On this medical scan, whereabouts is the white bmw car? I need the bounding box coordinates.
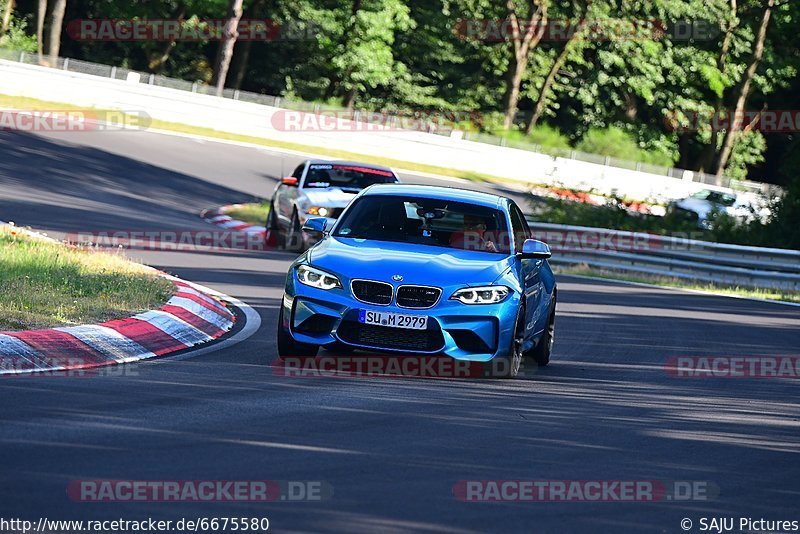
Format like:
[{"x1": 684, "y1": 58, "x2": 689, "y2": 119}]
[{"x1": 266, "y1": 160, "x2": 400, "y2": 251}]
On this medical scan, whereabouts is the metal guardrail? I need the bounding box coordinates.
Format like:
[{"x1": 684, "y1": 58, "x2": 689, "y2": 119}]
[{"x1": 526, "y1": 220, "x2": 800, "y2": 291}]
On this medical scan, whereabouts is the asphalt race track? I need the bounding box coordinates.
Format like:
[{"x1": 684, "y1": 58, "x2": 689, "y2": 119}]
[{"x1": 0, "y1": 129, "x2": 798, "y2": 533}]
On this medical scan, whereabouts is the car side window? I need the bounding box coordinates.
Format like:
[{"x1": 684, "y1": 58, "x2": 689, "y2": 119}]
[
  {"x1": 291, "y1": 164, "x2": 304, "y2": 179},
  {"x1": 509, "y1": 204, "x2": 530, "y2": 253}
]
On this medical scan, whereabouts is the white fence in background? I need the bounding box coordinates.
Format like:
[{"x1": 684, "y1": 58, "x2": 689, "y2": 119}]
[{"x1": 0, "y1": 55, "x2": 777, "y2": 206}]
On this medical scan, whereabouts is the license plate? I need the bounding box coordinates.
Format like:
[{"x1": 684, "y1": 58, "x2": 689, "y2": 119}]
[{"x1": 359, "y1": 310, "x2": 428, "y2": 330}]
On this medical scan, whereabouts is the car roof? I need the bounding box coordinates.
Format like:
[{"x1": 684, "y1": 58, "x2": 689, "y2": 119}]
[
  {"x1": 305, "y1": 159, "x2": 395, "y2": 174},
  {"x1": 360, "y1": 184, "x2": 507, "y2": 209}
]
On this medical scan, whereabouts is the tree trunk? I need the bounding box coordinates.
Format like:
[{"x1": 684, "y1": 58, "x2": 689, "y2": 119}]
[
  {"x1": 502, "y1": 0, "x2": 549, "y2": 130},
  {"x1": 526, "y1": 27, "x2": 580, "y2": 134},
  {"x1": 46, "y1": 0, "x2": 66, "y2": 60},
  {"x1": 678, "y1": 132, "x2": 690, "y2": 169},
  {"x1": 230, "y1": 0, "x2": 264, "y2": 90},
  {"x1": 714, "y1": 0, "x2": 774, "y2": 177},
  {"x1": 148, "y1": 41, "x2": 176, "y2": 73},
  {"x1": 502, "y1": 57, "x2": 527, "y2": 129},
  {"x1": 213, "y1": 0, "x2": 245, "y2": 96},
  {"x1": 36, "y1": 0, "x2": 46, "y2": 61},
  {"x1": 342, "y1": 87, "x2": 357, "y2": 110},
  {"x1": 1, "y1": 0, "x2": 15, "y2": 37},
  {"x1": 701, "y1": 0, "x2": 736, "y2": 172},
  {"x1": 231, "y1": 38, "x2": 252, "y2": 90},
  {"x1": 148, "y1": 3, "x2": 185, "y2": 73}
]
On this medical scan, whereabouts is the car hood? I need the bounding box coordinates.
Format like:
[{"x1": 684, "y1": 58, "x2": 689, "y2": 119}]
[
  {"x1": 301, "y1": 188, "x2": 358, "y2": 208},
  {"x1": 308, "y1": 237, "x2": 514, "y2": 286}
]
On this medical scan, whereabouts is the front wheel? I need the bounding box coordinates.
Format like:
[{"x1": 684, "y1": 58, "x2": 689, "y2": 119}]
[
  {"x1": 285, "y1": 210, "x2": 306, "y2": 252},
  {"x1": 488, "y1": 306, "x2": 524, "y2": 378},
  {"x1": 527, "y1": 304, "x2": 555, "y2": 367},
  {"x1": 265, "y1": 201, "x2": 283, "y2": 249},
  {"x1": 276, "y1": 306, "x2": 318, "y2": 359}
]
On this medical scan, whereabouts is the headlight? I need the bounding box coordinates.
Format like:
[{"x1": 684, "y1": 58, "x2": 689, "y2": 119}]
[
  {"x1": 297, "y1": 265, "x2": 341, "y2": 290},
  {"x1": 450, "y1": 286, "x2": 510, "y2": 304},
  {"x1": 307, "y1": 206, "x2": 330, "y2": 217}
]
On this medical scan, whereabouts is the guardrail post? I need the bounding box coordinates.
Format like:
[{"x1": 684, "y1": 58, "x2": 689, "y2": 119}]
[
  {"x1": 63, "y1": 58, "x2": 70, "y2": 71},
  {"x1": 191, "y1": 82, "x2": 198, "y2": 92},
  {"x1": 18, "y1": 51, "x2": 25, "y2": 62},
  {"x1": 110, "y1": 66, "x2": 117, "y2": 79},
  {"x1": 233, "y1": 90, "x2": 240, "y2": 100},
  {"x1": 148, "y1": 74, "x2": 155, "y2": 85},
  {"x1": 274, "y1": 97, "x2": 281, "y2": 107}
]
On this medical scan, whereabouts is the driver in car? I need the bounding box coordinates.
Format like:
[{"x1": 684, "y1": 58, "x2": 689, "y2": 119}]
[{"x1": 449, "y1": 213, "x2": 498, "y2": 252}]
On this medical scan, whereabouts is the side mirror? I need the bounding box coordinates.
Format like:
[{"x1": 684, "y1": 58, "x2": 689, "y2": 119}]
[
  {"x1": 302, "y1": 217, "x2": 328, "y2": 235},
  {"x1": 281, "y1": 176, "x2": 299, "y2": 186},
  {"x1": 519, "y1": 239, "x2": 551, "y2": 259}
]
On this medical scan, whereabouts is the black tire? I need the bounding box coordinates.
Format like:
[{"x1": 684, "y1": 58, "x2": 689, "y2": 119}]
[
  {"x1": 527, "y1": 304, "x2": 555, "y2": 367},
  {"x1": 276, "y1": 306, "x2": 318, "y2": 359},
  {"x1": 265, "y1": 202, "x2": 284, "y2": 249},
  {"x1": 286, "y1": 210, "x2": 305, "y2": 252},
  {"x1": 488, "y1": 306, "x2": 524, "y2": 378}
]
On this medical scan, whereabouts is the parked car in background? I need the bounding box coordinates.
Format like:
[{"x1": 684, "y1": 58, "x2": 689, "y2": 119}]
[
  {"x1": 266, "y1": 160, "x2": 400, "y2": 251},
  {"x1": 667, "y1": 188, "x2": 754, "y2": 229}
]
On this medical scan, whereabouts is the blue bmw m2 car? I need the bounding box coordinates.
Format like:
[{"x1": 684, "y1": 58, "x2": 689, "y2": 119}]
[{"x1": 277, "y1": 184, "x2": 557, "y2": 378}]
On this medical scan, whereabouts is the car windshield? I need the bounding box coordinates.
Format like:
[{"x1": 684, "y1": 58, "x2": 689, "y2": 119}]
[
  {"x1": 303, "y1": 163, "x2": 397, "y2": 191},
  {"x1": 333, "y1": 195, "x2": 511, "y2": 254},
  {"x1": 690, "y1": 190, "x2": 736, "y2": 206}
]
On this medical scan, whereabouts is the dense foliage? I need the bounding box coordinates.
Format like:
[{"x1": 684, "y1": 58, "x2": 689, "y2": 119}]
[{"x1": 2, "y1": 0, "x2": 798, "y2": 245}]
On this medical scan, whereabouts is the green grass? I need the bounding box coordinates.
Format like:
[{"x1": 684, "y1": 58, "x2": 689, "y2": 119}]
[
  {"x1": 225, "y1": 202, "x2": 271, "y2": 226},
  {"x1": 0, "y1": 226, "x2": 175, "y2": 330},
  {"x1": 554, "y1": 263, "x2": 800, "y2": 304},
  {"x1": 0, "y1": 94, "x2": 535, "y2": 188}
]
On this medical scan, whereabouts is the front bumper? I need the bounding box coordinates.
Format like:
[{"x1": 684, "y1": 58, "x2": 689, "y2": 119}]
[{"x1": 283, "y1": 280, "x2": 519, "y2": 362}]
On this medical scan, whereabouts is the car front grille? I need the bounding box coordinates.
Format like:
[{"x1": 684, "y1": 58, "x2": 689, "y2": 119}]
[
  {"x1": 338, "y1": 322, "x2": 444, "y2": 352},
  {"x1": 396, "y1": 285, "x2": 441, "y2": 309},
  {"x1": 351, "y1": 280, "x2": 393, "y2": 305}
]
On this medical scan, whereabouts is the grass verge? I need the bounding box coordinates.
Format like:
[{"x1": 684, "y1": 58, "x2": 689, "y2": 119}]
[
  {"x1": 224, "y1": 202, "x2": 270, "y2": 226},
  {"x1": 553, "y1": 263, "x2": 800, "y2": 304},
  {"x1": 0, "y1": 226, "x2": 175, "y2": 330},
  {"x1": 0, "y1": 94, "x2": 531, "y2": 188}
]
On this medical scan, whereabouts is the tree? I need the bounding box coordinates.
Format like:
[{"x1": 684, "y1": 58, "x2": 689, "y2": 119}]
[
  {"x1": 700, "y1": 0, "x2": 737, "y2": 173},
  {"x1": 212, "y1": 0, "x2": 245, "y2": 96},
  {"x1": 714, "y1": 0, "x2": 775, "y2": 175},
  {"x1": 36, "y1": 0, "x2": 45, "y2": 59},
  {"x1": 229, "y1": 0, "x2": 265, "y2": 90},
  {"x1": 0, "y1": 0, "x2": 36, "y2": 51},
  {"x1": 502, "y1": 0, "x2": 549, "y2": 129},
  {"x1": 1, "y1": 0, "x2": 14, "y2": 37},
  {"x1": 147, "y1": 2, "x2": 187, "y2": 73},
  {"x1": 46, "y1": 0, "x2": 66, "y2": 59},
  {"x1": 313, "y1": 0, "x2": 411, "y2": 109},
  {"x1": 524, "y1": 0, "x2": 590, "y2": 134}
]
